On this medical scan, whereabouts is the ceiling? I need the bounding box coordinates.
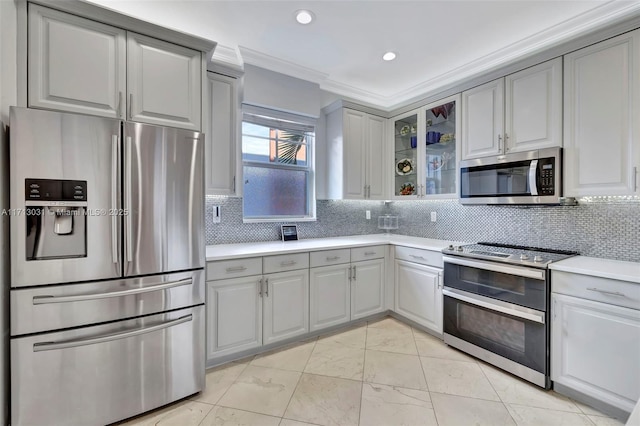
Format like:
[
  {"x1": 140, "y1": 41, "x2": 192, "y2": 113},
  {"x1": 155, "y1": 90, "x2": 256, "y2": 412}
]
[{"x1": 86, "y1": 0, "x2": 640, "y2": 109}]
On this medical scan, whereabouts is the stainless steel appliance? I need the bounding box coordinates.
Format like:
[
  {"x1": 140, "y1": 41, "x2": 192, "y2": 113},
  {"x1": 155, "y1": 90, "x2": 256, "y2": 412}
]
[
  {"x1": 459, "y1": 147, "x2": 562, "y2": 204},
  {"x1": 442, "y1": 242, "x2": 577, "y2": 388},
  {"x1": 9, "y1": 107, "x2": 205, "y2": 426}
]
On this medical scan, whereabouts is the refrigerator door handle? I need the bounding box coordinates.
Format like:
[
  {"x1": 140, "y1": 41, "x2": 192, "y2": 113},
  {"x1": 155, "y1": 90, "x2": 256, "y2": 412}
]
[
  {"x1": 33, "y1": 314, "x2": 193, "y2": 352},
  {"x1": 32, "y1": 277, "x2": 193, "y2": 305},
  {"x1": 111, "y1": 135, "x2": 119, "y2": 267},
  {"x1": 125, "y1": 136, "x2": 133, "y2": 265}
]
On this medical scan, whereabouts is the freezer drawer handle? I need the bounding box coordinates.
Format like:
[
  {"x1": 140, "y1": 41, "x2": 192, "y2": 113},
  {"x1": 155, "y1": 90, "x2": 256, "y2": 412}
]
[
  {"x1": 33, "y1": 314, "x2": 193, "y2": 352},
  {"x1": 32, "y1": 278, "x2": 192, "y2": 305}
]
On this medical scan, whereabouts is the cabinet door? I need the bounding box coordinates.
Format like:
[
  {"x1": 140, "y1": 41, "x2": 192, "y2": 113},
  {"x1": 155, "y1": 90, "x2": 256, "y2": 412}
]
[
  {"x1": 309, "y1": 264, "x2": 351, "y2": 331},
  {"x1": 391, "y1": 110, "x2": 420, "y2": 199},
  {"x1": 394, "y1": 260, "x2": 442, "y2": 334},
  {"x1": 564, "y1": 30, "x2": 640, "y2": 196},
  {"x1": 28, "y1": 4, "x2": 126, "y2": 118},
  {"x1": 263, "y1": 270, "x2": 309, "y2": 345},
  {"x1": 551, "y1": 293, "x2": 640, "y2": 413},
  {"x1": 127, "y1": 32, "x2": 201, "y2": 131},
  {"x1": 423, "y1": 94, "x2": 461, "y2": 198},
  {"x1": 505, "y1": 58, "x2": 562, "y2": 153},
  {"x1": 351, "y1": 259, "x2": 385, "y2": 320},
  {"x1": 366, "y1": 115, "x2": 386, "y2": 199},
  {"x1": 343, "y1": 109, "x2": 367, "y2": 199},
  {"x1": 206, "y1": 73, "x2": 238, "y2": 195},
  {"x1": 207, "y1": 276, "x2": 262, "y2": 360},
  {"x1": 462, "y1": 79, "x2": 504, "y2": 159}
]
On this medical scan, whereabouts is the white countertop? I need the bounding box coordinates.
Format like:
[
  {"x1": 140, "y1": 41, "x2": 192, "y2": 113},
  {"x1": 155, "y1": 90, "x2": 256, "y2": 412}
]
[
  {"x1": 206, "y1": 234, "x2": 466, "y2": 261},
  {"x1": 550, "y1": 256, "x2": 640, "y2": 284}
]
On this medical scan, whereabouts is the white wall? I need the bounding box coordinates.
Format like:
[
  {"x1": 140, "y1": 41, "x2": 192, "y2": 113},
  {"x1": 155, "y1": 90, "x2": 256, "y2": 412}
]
[
  {"x1": 243, "y1": 64, "x2": 322, "y2": 117},
  {"x1": 0, "y1": 0, "x2": 17, "y2": 423}
]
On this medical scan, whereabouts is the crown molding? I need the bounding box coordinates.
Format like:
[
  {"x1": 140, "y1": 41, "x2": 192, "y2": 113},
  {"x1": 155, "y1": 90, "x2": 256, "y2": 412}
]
[
  {"x1": 383, "y1": 0, "x2": 640, "y2": 110},
  {"x1": 209, "y1": 44, "x2": 244, "y2": 78},
  {"x1": 238, "y1": 46, "x2": 328, "y2": 84}
]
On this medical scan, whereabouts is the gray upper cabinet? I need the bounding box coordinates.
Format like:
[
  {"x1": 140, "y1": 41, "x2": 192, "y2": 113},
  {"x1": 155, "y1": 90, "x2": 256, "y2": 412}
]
[
  {"x1": 28, "y1": 4, "x2": 203, "y2": 131},
  {"x1": 127, "y1": 33, "x2": 201, "y2": 131},
  {"x1": 461, "y1": 58, "x2": 562, "y2": 160},
  {"x1": 28, "y1": 4, "x2": 126, "y2": 119},
  {"x1": 206, "y1": 72, "x2": 239, "y2": 195}
]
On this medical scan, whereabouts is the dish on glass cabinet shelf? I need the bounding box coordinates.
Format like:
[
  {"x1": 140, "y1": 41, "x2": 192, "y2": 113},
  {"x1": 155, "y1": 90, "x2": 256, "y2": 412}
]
[
  {"x1": 400, "y1": 125, "x2": 410, "y2": 136},
  {"x1": 400, "y1": 182, "x2": 415, "y2": 196},
  {"x1": 396, "y1": 158, "x2": 414, "y2": 175},
  {"x1": 410, "y1": 124, "x2": 417, "y2": 134}
]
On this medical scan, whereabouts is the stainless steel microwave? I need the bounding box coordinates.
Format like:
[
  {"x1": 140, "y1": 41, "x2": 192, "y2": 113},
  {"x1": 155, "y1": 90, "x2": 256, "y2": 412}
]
[{"x1": 459, "y1": 147, "x2": 562, "y2": 205}]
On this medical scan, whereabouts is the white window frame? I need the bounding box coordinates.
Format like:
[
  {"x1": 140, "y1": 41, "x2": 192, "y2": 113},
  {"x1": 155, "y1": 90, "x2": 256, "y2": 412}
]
[{"x1": 241, "y1": 104, "x2": 316, "y2": 223}]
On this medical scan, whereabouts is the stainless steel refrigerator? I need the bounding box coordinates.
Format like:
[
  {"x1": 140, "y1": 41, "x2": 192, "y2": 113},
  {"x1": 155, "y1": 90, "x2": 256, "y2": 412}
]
[{"x1": 9, "y1": 107, "x2": 205, "y2": 425}]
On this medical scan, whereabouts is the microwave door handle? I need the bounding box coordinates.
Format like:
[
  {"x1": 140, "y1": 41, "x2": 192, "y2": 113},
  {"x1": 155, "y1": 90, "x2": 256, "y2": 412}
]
[{"x1": 529, "y1": 159, "x2": 539, "y2": 196}]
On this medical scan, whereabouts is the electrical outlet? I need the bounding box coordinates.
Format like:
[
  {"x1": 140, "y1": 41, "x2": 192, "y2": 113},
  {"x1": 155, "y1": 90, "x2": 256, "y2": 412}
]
[
  {"x1": 366, "y1": 210, "x2": 371, "y2": 220},
  {"x1": 430, "y1": 211, "x2": 437, "y2": 222},
  {"x1": 212, "y1": 205, "x2": 221, "y2": 223}
]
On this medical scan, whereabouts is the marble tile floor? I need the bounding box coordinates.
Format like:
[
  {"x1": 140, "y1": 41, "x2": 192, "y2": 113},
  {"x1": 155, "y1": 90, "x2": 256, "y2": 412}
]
[{"x1": 118, "y1": 316, "x2": 625, "y2": 426}]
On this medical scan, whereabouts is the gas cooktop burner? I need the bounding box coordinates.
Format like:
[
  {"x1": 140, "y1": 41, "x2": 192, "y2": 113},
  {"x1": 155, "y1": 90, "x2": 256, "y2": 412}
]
[{"x1": 442, "y1": 242, "x2": 579, "y2": 268}]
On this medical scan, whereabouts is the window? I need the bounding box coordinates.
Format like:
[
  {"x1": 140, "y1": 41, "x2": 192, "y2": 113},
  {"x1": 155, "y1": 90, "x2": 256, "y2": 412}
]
[{"x1": 241, "y1": 106, "x2": 316, "y2": 221}]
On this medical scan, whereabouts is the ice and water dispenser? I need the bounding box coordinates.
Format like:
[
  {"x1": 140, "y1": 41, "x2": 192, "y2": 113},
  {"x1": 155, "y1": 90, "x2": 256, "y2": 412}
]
[{"x1": 25, "y1": 179, "x2": 88, "y2": 260}]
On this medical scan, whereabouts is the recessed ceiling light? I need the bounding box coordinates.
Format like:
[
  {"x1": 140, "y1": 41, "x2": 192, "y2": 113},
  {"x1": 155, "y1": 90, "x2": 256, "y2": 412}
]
[
  {"x1": 382, "y1": 52, "x2": 397, "y2": 61},
  {"x1": 295, "y1": 10, "x2": 314, "y2": 25}
]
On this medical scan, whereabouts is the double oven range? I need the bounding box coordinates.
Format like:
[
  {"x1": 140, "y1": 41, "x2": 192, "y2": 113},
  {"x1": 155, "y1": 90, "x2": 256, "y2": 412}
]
[{"x1": 442, "y1": 243, "x2": 577, "y2": 389}]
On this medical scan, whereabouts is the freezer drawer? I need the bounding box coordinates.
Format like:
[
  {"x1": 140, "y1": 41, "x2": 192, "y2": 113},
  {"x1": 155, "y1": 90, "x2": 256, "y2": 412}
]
[
  {"x1": 11, "y1": 305, "x2": 205, "y2": 426},
  {"x1": 11, "y1": 269, "x2": 204, "y2": 336}
]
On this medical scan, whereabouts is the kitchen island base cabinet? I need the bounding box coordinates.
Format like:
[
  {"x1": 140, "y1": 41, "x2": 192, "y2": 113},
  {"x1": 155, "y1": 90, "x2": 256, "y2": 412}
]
[
  {"x1": 206, "y1": 276, "x2": 262, "y2": 360},
  {"x1": 310, "y1": 265, "x2": 351, "y2": 332},
  {"x1": 262, "y1": 270, "x2": 310, "y2": 345},
  {"x1": 351, "y1": 259, "x2": 385, "y2": 320},
  {"x1": 394, "y1": 260, "x2": 442, "y2": 334},
  {"x1": 551, "y1": 293, "x2": 640, "y2": 414}
]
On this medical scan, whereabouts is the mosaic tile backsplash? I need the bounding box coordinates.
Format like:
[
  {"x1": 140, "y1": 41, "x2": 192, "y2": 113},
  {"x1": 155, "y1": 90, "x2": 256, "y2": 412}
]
[{"x1": 206, "y1": 196, "x2": 640, "y2": 262}]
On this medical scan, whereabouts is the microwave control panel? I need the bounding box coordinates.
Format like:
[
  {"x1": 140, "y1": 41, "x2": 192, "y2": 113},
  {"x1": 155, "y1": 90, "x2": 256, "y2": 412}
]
[{"x1": 538, "y1": 159, "x2": 555, "y2": 195}]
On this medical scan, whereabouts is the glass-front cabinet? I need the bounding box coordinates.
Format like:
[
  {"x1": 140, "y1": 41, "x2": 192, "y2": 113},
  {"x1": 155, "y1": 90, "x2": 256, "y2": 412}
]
[{"x1": 390, "y1": 94, "x2": 461, "y2": 199}]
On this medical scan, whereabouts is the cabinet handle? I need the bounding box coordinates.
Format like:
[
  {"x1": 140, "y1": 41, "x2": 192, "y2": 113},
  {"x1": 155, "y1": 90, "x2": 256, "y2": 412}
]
[
  {"x1": 364, "y1": 251, "x2": 376, "y2": 256},
  {"x1": 498, "y1": 134, "x2": 503, "y2": 152},
  {"x1": 409, "y1": 254, "x2": 426, "y2": 260},
  {"x1": 129, "y1": 94, "x2": 133, "y2": 119},
  {"x1": 633, "y1": 166, "x2": 638, "y2": 192},
  {"x1": 367, "y1": 185, "x2": 371, "y2": 199},
  {"x1": 352, "y1": 265, "x2": 357, "y2": 280},
  {"x1": 226, "y1": 266, "x2": 247, "y2": 273},
  {"x1": 348, "y1": 265, "x2": 352, "y2": 281},
  {"x1": 504, "y1": 133, "x2": 509, "y2": 152},
  {"x1": 117, "y1": 91, "x2": 123, "y2": 118},
  {"x1": 265, "y1": 278, "x2": 269, "y2": 297},
  {"x1": 233, "y1": 176, "x2": 236, "y2": 193},
  {"x1": 326, "y1": 256, "x2": 340, "y2": 261},
  {"x1": 258, "y1": 278, "x2": 263, "y2": 297},
  {"x1": 553, "y1": 299, "x2": 557, "y2": 321},
  {"x1": 587, "y1": 287, "x2": 627, "y2": 298},
  {"x1": 280, "y1": 260, "x2": 297, "y2": 267}
]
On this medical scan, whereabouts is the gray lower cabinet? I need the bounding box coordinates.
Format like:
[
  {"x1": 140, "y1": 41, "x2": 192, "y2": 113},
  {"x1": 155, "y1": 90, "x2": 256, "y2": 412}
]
[
  {"x1": 351, "y1": 258, "x2": 385, "y2": 320},
  {"x1": 309, "y1": 264, "x2": 351, "y2": 331},
  {"x1": 206, "y1": 255, "x2": 309, "y2": 362},
  {"x1": 394, "y1": 259, "x2": 443, "y2": 334},
  {"x1": 309, "y1": 248, "x2": 386, "y2": 332},
  {"x1": 206, "y1": 275, "x2": 262, "y2": 360},
  {"x1": 262, "y1": 270, "x2": 310, "y2": 345}
]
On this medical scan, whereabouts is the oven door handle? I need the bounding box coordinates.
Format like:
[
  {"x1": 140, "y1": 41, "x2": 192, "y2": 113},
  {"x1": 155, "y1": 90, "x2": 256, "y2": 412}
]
[
  {"x1": 443, "y1": 288, "x2": 545, "y2": 324},
  {"x1": 443, "y1": 256, "x2": 545, "y2": 280}
]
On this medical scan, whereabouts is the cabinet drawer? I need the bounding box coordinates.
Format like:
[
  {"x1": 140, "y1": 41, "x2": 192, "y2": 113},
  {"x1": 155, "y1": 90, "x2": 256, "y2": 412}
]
[
  {"x1": 310, "y1": 249, "x2": 351, "y2": 267},
  {"x1": 207, "y1": 258, "x2": 262, "y2": 280},
  {"x1": 263, "y1": 252, "x2": 309, "y2": 274},
  {"x1": 351, "y1": 245, "x2": 386, "y2": 262},
  {"x1": 395, "y1": 246, "x2": 443, "y2": 268},
  {"x1": 552, "y1": 271, "x2": 640, "y2": 311}
]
